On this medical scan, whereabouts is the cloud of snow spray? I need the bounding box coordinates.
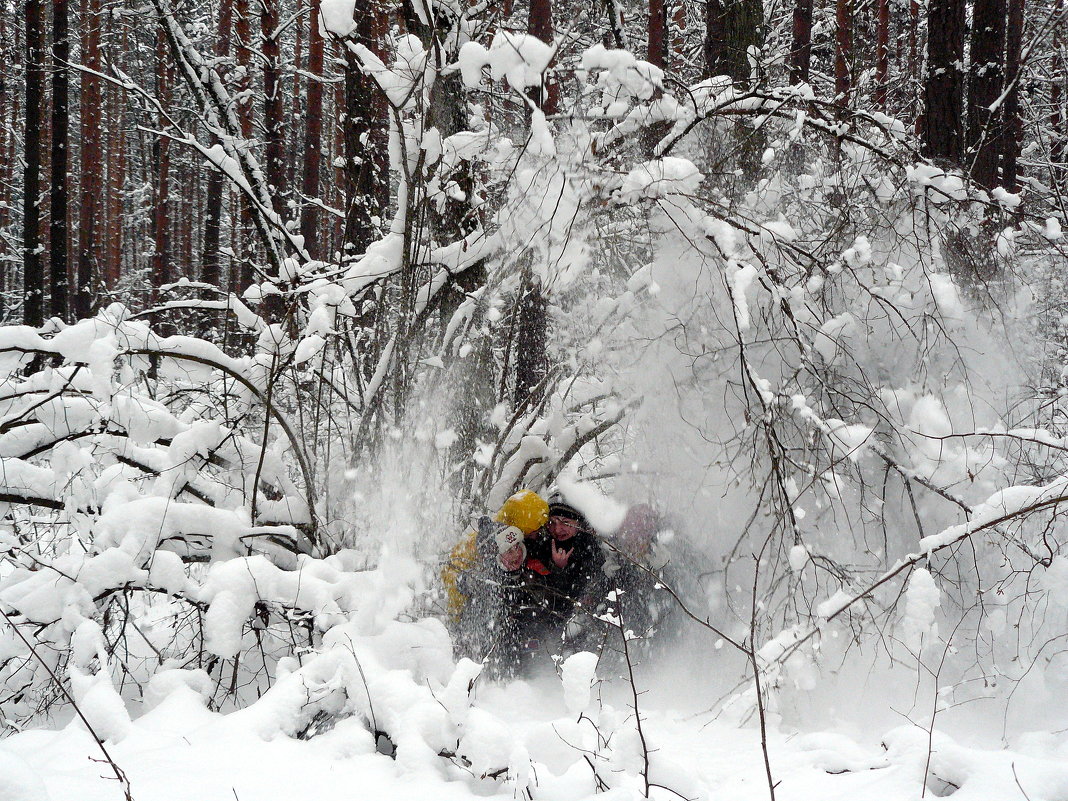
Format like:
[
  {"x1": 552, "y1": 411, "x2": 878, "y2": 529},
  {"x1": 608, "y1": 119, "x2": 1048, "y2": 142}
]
[
  {"x1": 341, "y1": 415, "x2": 461, "y2": 626},
  {"x1": 568, "y1": 196, "x2": 1068, "y2": 742}
]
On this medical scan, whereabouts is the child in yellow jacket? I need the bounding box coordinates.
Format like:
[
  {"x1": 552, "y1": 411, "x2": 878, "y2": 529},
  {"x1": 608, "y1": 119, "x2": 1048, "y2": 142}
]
[{"x1": 441, "y1": 489, "x2": 549, "y2": 622}]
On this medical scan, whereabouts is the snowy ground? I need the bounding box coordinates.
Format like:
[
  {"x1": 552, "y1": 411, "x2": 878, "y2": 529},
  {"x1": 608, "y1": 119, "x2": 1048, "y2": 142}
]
[{"x1": 4, "y1": 642, "x2": 1068, "y2": 801}]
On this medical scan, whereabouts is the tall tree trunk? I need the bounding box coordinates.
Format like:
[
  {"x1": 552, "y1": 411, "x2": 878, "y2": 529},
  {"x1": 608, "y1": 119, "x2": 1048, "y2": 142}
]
[
  {"x1": 289, "y1": 0, "x2": 303, "y2": 196},
  {"x1": 923, "y1": 0, "x2": 965, "y2": 161},
  {"x1": 789, "y1": 0, "x2": 813, "y2": 84},
  {"x1": 23, "y1": 0, "x2": 45, "y2": 326},
  {"x1": 670, "y1": 0, "x2": 687, "y2": 66},
  {"x1": 342, "y1": 0, "x2": 389, "y2": 258},
  {"x1": 527, "y1": 0, "x2": 558, "y2": 111},
  {"x1": 834, "y1": 0, "x2": 853, "y2": 106},
  {"x1": 105, "y1": 69, "x2": 125, "y2": 289},
  {"x1": 0, "y1": 9, "x2": 10, "y2": 308},
  {"x1": 704, "y1": 0, "x2": 763, "y2": 82},
  {"x1": 909, "y1": 0, "x2": 920, "y2": 121},
  {"x1": 50, "y1": 0, "x2": 70, "y2": 321},
  {"x1": 262, "y1": 0, "x2": 287, "y2": 214},
  {"x1": 331, "y1": 64, "x2": 346, "y2": 257},
  {"x1": 233, "y1": 0, "x2": 255, "y2": 294},
  {"x1": 967, "y1": 0, "x2": 1006, "y2": 188},
  {"x1": 203, "y1": 0, "x2": 234, "y2": 289},
  {"x1": 300, "y1": 0, "x2": 325, "y2": 259},
  {"x1": 648, "y1": 0, "x2": 667, "y2": 68},
  {"x1": 152, "y1": 32, "x2": 172, "y2": 303},
  {"x1": 874, "y1": 0, "x2": 889, "y2": 109},
  {"x1": 1052, "y1": 0, "x2": 1066, "y2": 183},
  {"x1": 76, "y1": 0, "x2": 103, "y2": 319},
  {"x1": 1002, "y1": 0, "x2": 1025, "y2": 190},
  {"x1": 514, "y1": 0, "x2": 553, "y2": 406}
]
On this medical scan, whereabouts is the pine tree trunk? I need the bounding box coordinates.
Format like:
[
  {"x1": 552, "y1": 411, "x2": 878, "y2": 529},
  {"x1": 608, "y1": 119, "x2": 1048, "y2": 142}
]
[
  {"x1": 105, "y1": 71, "x2": 125, "y2": 289},
  {"x1": 289, "y1": 0, "x2": 303, "y2": 196},
  {"x1": 342, "y1": 0, "x2": 389, "y2": 257},
  {"x1": 514, "y1": 0, "x2": 553, "y2": 406},
  {"x1": 202, "y1": 0, "x2": 233, "y2": 290},
  {"x1": 233, "y1": 0, "x2": 255, "y2": 294},
  {"x1": 967, "y1": 0, "x2": 1006, "y2": 188},
  {"x1": 527, "y1": 0, "x2": 558, "y2": 111},
  {"x1": 23, "y1": 0, "x2": 45, "y2": 326},
  {"x1": 648, "y1": 0, "x2": 667, "y2": 68},
  {"x1": 1002, "y1": 0, "x2": 1025, "y2": 190},
  {"x1": 331, "y1": 64, "x2": 346, "y2": 257},
  {"x1": 262, "y1": 0, "x2": 287, "y2": 214},
  {"x1": 789, "y1": 0, "x2": 813, "y2": 84},
  {"x1": 874, "y1": 0, "x2": 889, "y2": 109},
  {"x1": 152, "y1": 32, "x2": 172, "y2": 303},
  {"x1": 0, "y1": 9, "x2": 10, "y2": 307},
  {"x1": 50, "y1": 0, "x2": 70, "y2": 320},
  {"x1": 300, "y1": 0, "x2": 325, "y2": 259},
  {"x1": 923, "y1": 0, "x2": 966, "y2": 161},
  {"x1": 670, "y1": 0, "x2": 688, "y2": 66},
  {"x1": 704, "y1": 0, "x2": 763, "y2": 82},
  {"x1": 1052, "y1": 0, "x2": 1065, "y2": 183},
  {"x1": 909, "y1": 0, "x2": 920, "y2": 121},
  {"x1": 76, "y1": 0, "x2": 103, "y2": 318},
  {"x1": 834, "y1": 0, "x2": 853, "y2": 106}
]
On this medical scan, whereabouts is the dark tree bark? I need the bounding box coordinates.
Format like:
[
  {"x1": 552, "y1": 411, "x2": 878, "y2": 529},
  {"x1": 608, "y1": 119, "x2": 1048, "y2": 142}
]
[
  {"x1": 789, "y1": 0, "x2": 813, "y2": 84},
  {"x1": 648, "y1": 0, "x2": 667, "y2": 68},
  {"x1": 874, "y1": 0, "x2": 889, "y2": 109},
  {"x1": 967, "y1": 0, "x2": 1007, "y2": 188},
  {"x1": 289, "y1": 0, "x2": 304, "y2": 197},
  {"x1": 909, "y1": 0, "x2": 920, "y2": 119},
  {"x1": 50, "y1": 0, "x2": 70, "y2": 320},
  {"x1": 330, "y1": 67, "x2": 346, "y2": 256},
  {"x1": 1002, "y1": 0, "x2": 1025, "y2": 190},
  {"x1": 300, "y1": 0, "x2": 325, "y2": 258},
  {"x1": 834, "y1": 0, "x2": 852, "y2": 106},
  {"x1": 0, "y1": 10, "x2": 10, "y2": 307},
  {"x1": 152, "y1": 32, "x2": 172, "y2": 303},
  {"x1": 342, "y1": 0, "x2": 389, "y2": 257},
  {"x1": 262, "y1": 0, "x2": 287, "y2": 213},
  {"x1": 76, "y1": 0, "x2": 103, "y2": 319},
  {"x1": 923, "y1": 0, "x2": 966, "y2": 161},
  {"x1": 1052, "y1": 0, "x2": 1066, "y2": 183},
  {"x1": 232, "y1": 0, "x2": 255, "y2": 294},
  {"x1": 670, "y1": 0, "x2": 687, "y2": 66},
  {"x1": 704, "y1": 0, "x2": 763, "y2": 82},
  {"x1": 514, "y1": 270, "x2": 547, "y2": 405},
  {"x1": 528, "y1": 0, "x2": 558, "y2": 112},
  {"x1": 105, "y1": 66, "x2": 125, "y2": 290},
  {"x1": 23, "y1": 0, "x2": 45, "y2": 326},
  {"x1": 202, "y1": 0, "x2": 233, "y2": 289},
  {"x1": 514, "y1": 0, "x2": 554, "y2": 406}
]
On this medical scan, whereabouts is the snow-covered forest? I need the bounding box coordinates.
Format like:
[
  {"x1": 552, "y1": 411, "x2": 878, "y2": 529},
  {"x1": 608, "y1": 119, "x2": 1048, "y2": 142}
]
[{"x1": 1, "y1": 0, "x2": 1068, "y2": 797}]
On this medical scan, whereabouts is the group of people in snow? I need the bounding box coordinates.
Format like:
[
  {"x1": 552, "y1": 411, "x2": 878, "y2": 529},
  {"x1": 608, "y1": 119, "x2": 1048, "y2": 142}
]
[{"x1": 441, "y1": 489, "x2": 678, "y2": 677}]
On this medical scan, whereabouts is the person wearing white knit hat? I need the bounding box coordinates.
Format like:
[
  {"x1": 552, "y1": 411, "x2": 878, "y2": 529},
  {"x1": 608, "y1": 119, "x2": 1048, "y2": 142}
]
[{"x1": 495, "y1": 526, "x2": 527, "y2": 572}]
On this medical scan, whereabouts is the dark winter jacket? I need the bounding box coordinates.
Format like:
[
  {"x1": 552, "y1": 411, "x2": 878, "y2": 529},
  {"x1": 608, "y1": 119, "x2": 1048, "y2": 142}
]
[{"x1": 538, "y1": 531, "x2": 607, "y2": 614}]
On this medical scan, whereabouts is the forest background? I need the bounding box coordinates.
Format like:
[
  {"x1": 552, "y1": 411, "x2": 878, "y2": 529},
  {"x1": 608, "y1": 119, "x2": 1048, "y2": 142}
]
[{"x1": 2, "y1": 0, "x2": 1068, "y2": 797}]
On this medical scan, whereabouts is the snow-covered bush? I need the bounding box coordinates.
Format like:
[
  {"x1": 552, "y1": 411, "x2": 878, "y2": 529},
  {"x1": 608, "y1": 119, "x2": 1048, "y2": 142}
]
[{"x1": 4, "y1": 6, "x2": 1068, "y2": 775}]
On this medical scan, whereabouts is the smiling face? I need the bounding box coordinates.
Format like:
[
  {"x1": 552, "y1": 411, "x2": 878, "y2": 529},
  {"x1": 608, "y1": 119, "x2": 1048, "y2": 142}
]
[
  {"x1": 499, "y1": 542, "x2": 526, "y2": 572},
  {"x1": 548, "y1": 515, "x2": 582, "y2": 542}
]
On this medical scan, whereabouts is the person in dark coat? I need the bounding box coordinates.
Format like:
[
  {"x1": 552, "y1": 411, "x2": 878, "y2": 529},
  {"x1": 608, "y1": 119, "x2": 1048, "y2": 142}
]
[
  {"x1": 457, "y1": 519, "x2": 558, "y2": 677},
  {"x1": 536, "y1": 499, "x2": 608, "y2": 647}
]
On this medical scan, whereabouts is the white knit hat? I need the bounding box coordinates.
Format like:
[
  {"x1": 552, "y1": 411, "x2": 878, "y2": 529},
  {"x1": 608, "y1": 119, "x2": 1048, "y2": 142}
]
[{"x1": 495, "y1": 525, "x2": 524, "y2": 553}]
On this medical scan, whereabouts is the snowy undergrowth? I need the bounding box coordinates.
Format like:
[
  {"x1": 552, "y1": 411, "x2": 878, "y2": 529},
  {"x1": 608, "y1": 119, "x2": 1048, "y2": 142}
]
[{"x1": 3, "y1": 626, "x2": 1068, "y2": 801}]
